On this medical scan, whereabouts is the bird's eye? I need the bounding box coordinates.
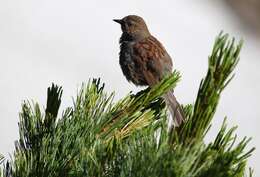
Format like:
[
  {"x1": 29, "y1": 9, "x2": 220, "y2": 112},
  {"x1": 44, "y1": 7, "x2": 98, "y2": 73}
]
[{"x1": 128, "y1": 21, "x2": 134, "y2": 26}]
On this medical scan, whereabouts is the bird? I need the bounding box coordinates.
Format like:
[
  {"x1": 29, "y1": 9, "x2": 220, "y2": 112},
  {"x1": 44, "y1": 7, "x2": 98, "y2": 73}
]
[{"x1": 113, "y1": 15, "x2": 184, "y2": 127}]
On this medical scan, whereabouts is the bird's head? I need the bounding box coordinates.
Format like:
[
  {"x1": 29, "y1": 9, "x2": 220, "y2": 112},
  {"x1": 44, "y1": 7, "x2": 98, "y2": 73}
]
[{"x1": 113, "y1": 15, "x2": 151, "y2": 40}]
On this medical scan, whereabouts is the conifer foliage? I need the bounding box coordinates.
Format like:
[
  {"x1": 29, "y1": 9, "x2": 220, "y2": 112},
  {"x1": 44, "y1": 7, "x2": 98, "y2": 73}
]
[{"x1": 0, "y1": 33, "x2": 255, "y2": 177}]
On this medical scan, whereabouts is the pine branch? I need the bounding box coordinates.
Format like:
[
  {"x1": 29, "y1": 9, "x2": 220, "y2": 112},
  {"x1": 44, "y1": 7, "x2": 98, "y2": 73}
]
[
  {"x1": 176, "y1": 32, "x2": 242, "y2": 144},
  {"x1": 196, "y1": 118, "x2": 255, "y2": 177},
  {"x1": 44, "y1": 83, "x2": 62, "y2": 131},
  {"x1": 99, "y1": 71, "x2": 180, "y2": 142}
]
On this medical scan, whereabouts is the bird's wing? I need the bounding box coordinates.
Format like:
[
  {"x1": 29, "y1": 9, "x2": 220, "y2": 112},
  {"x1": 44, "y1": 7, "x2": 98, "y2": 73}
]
[{"x1": 133, "y1": 36, "x2": 173, "y2": 86}]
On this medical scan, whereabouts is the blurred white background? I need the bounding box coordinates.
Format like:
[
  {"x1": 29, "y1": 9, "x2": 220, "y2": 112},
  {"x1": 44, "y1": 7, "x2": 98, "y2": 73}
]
[{"x1": 0, "y1": 0, "x2": 259, "y2": 175}]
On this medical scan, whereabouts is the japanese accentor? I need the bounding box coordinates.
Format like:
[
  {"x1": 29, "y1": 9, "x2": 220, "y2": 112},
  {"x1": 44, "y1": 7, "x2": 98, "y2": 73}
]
[{"x1": 114, "y1": 15, "x2": 184, "y2": 126}]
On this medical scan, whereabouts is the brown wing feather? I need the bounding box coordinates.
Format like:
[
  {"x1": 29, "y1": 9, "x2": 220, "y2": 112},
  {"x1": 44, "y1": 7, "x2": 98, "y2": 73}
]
[
  {"x1": 132, "y1": 36, "x2": 173, "y2": 86},
  {"x1": 132, "y1": 36, "x2": 184, "y2": 126}
]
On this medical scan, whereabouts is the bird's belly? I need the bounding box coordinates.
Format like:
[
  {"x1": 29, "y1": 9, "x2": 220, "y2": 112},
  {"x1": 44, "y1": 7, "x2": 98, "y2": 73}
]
[{"x1": 119, "y1": 44, "x2": 148, "y2": 86}]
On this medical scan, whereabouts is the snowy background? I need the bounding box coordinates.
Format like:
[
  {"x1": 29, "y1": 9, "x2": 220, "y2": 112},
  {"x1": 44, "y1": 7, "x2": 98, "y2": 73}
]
[{"x1": 0, "y1": 0, "x2": 259, "y2": 175}]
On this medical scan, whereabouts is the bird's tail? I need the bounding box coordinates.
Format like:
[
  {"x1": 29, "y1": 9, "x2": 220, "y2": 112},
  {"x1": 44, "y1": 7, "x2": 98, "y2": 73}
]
[{"x1": 163, "y1": 91, "x2": 185, "y2": 127}]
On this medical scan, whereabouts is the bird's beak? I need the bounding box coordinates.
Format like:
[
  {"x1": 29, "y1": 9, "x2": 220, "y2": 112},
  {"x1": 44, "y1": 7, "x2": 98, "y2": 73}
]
[{"x1": 113, "y1": 19, "x2": 123, "y2": 25}]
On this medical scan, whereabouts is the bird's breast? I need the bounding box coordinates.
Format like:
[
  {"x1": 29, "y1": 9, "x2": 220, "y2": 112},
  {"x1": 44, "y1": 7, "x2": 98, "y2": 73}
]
[
  {"x1": 121, "y1": 41, "x2": 135, "y2": 65},
  {"x1": 119, "y1": 41, "x2": 148, "y2": 86}
]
